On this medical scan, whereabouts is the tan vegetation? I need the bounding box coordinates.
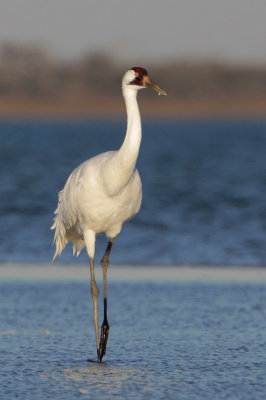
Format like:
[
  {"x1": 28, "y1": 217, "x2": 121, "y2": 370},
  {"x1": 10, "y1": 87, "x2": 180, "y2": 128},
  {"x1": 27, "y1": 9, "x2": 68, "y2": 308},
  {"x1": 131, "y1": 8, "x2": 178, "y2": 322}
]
[{"x1": 0, "y1": 43, "x2": 266, "y2": 117}]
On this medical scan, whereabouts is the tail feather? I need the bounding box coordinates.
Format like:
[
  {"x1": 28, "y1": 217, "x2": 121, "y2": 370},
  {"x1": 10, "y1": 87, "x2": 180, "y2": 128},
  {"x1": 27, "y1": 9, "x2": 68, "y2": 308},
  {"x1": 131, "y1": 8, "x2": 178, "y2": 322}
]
[
  {"x1": 52, "y1": 178, "x2": 86, "y2": 261},
  {"x1": 51, "y1": 217, "x2": 68, "y2": 261},
  {"x1": 72, "y1": 240, "x2": 85, "y2": 257},
  {"x1": 51, "y1": 190, "x2": 68, "y2": 261}
]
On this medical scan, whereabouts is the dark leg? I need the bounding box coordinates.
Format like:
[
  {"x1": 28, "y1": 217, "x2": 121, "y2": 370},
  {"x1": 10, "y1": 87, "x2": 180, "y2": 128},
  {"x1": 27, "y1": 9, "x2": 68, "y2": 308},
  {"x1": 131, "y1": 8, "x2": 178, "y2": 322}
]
[
  {"x1": 98, "y1": 241, "x2": 113, "y2": 361},
  {"x1": 89, "y1": 257, "x2": 100, "y2": 359}
]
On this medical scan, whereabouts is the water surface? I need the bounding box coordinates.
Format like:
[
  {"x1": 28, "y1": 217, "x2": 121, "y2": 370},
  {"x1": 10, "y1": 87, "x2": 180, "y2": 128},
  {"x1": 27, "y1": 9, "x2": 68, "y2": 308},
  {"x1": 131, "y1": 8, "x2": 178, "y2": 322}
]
[{"x1": 1, "y1": 277, "x2": 265, "y2": 399}]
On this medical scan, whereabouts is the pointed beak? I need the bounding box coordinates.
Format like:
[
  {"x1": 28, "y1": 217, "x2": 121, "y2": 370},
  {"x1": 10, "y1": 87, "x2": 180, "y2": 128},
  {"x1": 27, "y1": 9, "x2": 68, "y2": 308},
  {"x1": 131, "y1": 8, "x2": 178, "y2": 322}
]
[{"x1": 143, "y1": 76, "x2": 167, "y2": 96}]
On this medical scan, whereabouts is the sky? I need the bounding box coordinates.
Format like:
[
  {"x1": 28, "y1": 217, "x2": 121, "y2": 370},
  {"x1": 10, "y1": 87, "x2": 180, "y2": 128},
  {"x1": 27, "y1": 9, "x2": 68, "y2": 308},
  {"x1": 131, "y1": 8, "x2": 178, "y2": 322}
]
[{"x1": 0, "y1": 0, "x2": 265, "y2": 65}]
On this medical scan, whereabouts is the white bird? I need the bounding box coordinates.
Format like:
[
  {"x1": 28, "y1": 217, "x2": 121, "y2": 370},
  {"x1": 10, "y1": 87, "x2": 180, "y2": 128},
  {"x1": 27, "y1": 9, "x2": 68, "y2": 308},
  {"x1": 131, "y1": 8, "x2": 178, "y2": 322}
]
[{"x1": 51, "y1": 67, "x2": 166, "y2": 362}]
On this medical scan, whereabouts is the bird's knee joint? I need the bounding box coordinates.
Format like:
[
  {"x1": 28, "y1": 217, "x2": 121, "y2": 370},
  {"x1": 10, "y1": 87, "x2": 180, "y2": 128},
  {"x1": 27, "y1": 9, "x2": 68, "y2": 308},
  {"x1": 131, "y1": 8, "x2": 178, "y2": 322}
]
[
  {"x1": 91, "y1": 283, "x2": 99, "y2": 298},
  {"x1": 101, "y1": 259, "x2": 109, "y2": 270}
]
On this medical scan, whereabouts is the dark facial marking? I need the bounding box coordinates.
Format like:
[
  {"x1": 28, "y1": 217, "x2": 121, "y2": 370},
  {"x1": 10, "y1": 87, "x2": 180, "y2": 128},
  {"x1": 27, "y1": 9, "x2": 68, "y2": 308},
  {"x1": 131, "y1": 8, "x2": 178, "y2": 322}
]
[{"x1": 130, "y1": 67, "x2": 148, "y2": 86}]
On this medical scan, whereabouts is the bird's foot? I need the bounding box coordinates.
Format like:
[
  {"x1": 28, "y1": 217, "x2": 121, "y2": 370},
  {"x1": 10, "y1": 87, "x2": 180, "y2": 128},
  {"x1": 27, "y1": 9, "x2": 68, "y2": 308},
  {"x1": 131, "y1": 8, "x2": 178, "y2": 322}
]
[{"x1": 98, "y1": 321, "x2": 109, "y2": 362}]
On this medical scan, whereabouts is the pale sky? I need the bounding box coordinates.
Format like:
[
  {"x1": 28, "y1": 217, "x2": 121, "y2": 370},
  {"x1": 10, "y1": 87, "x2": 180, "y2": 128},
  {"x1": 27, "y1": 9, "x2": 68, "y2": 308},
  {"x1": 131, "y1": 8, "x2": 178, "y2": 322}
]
[{"x1": 0, "y1": 0, "x2": 265, "y2": 64}]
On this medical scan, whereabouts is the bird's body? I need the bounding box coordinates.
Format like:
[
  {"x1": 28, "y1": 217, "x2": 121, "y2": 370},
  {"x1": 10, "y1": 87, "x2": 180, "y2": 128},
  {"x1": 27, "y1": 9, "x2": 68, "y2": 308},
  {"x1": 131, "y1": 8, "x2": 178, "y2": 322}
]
[
  {"x1": 52, "y1": 151, "x2": 142, "y2": 258},
  {"x1": 51, "y1": 67, "x2": 166, "y2": 361}
]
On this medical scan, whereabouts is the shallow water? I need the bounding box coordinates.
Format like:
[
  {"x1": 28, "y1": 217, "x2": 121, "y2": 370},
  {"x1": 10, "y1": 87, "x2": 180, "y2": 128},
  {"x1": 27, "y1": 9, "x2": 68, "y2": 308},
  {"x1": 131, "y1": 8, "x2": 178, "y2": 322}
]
[{"x1": 1, "y1": 278, "x2": 265, "y2": 399}]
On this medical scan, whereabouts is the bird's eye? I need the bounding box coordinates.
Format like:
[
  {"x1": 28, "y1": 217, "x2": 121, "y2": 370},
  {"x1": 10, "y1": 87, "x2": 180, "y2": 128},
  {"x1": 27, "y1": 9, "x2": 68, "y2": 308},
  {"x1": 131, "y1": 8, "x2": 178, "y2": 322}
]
[{"x1": 134, "y1": 72, "x2": 139, "y2": 77}]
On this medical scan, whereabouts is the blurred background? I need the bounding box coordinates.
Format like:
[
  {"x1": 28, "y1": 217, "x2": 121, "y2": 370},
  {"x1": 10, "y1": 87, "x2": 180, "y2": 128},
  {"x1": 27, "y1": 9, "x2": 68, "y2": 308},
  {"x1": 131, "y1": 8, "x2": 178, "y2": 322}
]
[{"x1": 0, "y1": 0, "x2": 266, "y2": 266}]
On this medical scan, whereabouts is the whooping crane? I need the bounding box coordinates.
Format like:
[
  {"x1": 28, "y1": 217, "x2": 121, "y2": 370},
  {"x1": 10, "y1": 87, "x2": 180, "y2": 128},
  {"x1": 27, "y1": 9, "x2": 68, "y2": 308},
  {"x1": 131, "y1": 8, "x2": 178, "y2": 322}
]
[{"x1": 51, "y1": 67, "x2": 166, "y2": 361}]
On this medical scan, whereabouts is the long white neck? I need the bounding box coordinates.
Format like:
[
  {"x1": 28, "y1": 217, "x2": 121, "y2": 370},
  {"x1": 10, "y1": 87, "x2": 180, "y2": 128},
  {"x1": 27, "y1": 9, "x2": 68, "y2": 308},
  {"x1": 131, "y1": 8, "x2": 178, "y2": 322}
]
[
  {"x1": 119, "y1": 85, "x2": 141, "y2": 166},
  {"x1": 103, "y1": 85, "x2": 142, "y2": 196}
]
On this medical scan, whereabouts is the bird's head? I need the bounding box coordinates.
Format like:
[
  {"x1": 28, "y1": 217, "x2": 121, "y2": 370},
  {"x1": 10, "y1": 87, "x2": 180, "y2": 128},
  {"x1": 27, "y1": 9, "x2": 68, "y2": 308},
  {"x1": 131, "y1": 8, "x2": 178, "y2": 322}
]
[{"x1": 122, "y1": 67, "x2": 167, "y2": 96}]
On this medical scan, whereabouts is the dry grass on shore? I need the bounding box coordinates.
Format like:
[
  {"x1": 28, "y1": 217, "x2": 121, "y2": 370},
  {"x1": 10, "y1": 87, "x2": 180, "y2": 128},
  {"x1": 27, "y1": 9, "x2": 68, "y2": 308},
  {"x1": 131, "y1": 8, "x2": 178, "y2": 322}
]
[{"x1": 0, "y1": 95, "x2": 266, "y2": 119}]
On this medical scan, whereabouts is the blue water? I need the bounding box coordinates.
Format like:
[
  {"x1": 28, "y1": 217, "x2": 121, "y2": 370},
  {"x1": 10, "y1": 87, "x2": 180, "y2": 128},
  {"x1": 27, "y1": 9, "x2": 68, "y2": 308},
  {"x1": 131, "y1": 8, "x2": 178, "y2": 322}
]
[
  {"x1": 1, "y1": 118, "x2": 266, "y2": 265},
  {"x1": 0, "y1": 278, "x2": 265, "y2": 399}
]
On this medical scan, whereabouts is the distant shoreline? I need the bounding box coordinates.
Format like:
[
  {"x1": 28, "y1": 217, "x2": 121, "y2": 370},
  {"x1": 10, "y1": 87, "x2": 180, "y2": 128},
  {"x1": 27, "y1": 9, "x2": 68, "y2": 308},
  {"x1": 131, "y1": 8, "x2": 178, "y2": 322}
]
[{"x1": 0, "y1": 95, "x2": 266, "y2": 118}]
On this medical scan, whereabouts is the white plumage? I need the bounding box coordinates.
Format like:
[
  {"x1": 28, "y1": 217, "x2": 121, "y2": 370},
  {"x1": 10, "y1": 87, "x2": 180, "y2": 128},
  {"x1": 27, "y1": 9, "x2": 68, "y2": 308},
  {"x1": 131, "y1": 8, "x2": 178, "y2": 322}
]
[
  {"x1": 51, "y1": 67, "x2": 166, "y2": 362},
  {"x1": 51, "y1": 150, "x2": 142, "y2": 259}
]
